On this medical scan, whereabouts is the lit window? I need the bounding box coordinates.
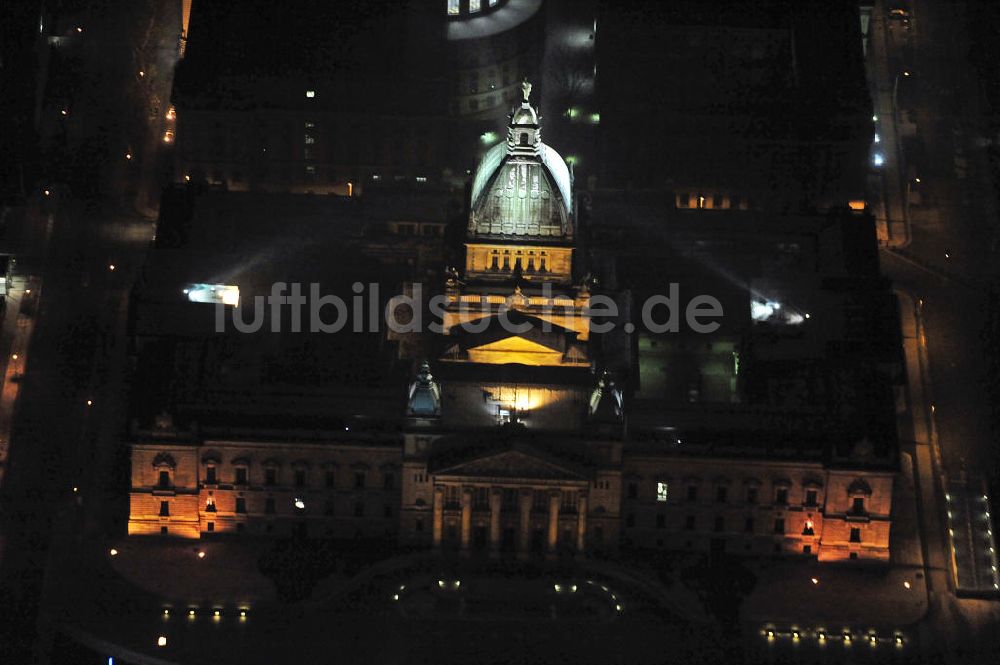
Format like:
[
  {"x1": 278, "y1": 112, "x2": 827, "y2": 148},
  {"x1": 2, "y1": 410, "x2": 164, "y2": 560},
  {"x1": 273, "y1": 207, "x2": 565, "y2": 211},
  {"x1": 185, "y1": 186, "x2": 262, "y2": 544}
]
[
  {"x1": 305, "y1": 90, "x2": 315, "y2": 98},
  {"x1": 447, "y1": 0, "x2": 459, "y2": 15},
  {"x1": 656, "y1": 482, "x2": 668, "y2": 502},
  {"x1": 470, "y1": 0, "x2": 481, "y2": 11},
  {"x1": 490, "y1": 0, "x2": 498, "y2": 5},
  {"x1": 185, "y1": 283, "x2": 239, "y2": 306},
  {"x1": 802, "y1": 519, "x2": 815, "y2": 536}
]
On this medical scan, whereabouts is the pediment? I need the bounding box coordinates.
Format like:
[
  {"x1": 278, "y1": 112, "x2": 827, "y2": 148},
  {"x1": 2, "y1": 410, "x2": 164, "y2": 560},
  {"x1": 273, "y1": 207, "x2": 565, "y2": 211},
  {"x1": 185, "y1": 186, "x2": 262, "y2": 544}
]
[
  {"x1": 466, "y1": 336, "x2": 564, "y2": 366},
  {"x1": 434, "y1": 448, "x2": 586, "y2": 482}
]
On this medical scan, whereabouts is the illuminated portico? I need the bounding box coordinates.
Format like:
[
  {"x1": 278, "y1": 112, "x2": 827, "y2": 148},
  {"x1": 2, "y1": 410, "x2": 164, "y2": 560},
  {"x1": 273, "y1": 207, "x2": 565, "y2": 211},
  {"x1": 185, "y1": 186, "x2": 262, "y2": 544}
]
[{"x1": 427, "y1": 445, "x2": 591, "y2": 556}]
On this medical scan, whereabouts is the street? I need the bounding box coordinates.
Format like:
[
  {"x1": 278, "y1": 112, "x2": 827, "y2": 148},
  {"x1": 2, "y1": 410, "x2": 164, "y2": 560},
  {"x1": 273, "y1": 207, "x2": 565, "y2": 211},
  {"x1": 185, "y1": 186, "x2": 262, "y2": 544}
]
[
  {"x1": 867, "y1": 0, "x2": 1000, "y2": 652},
  {"x1": 0, "y1": 1, "x2": 180, "y2": 662}
]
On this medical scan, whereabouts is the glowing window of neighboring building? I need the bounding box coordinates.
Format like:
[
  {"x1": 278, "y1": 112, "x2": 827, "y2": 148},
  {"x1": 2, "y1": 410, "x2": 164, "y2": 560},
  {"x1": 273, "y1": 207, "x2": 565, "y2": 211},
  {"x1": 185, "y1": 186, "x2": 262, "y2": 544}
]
[
  {"x1": 470, "y1": 0, "x2": 481, "y2": 12},
  {"x1": 305, "y1": 90, "x2": 315, "y2": 98},
  {"x1": 656, "y1": 482, "x2": 669, "y2": 502},
  {"x1": 185, "y1": 283, "x2": 239, "y2": 306},
  {"x1": 447, "y1": 0, "x2": 459, "y2": 15},
  {"x1": 802, "y1": 519, "x2": 815, "y2": 535},
  {"x1": 490, "y1": 0, "x2": 498, "y2": 5}
]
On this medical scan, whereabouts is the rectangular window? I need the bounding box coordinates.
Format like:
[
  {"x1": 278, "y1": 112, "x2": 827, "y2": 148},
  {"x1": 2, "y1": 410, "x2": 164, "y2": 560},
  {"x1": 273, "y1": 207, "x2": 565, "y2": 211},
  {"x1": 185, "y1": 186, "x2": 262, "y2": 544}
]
[
  {"x1": 684, "y1": 515, "x2": 696, "y2": 531},
  {"x1": 158, "y1": 470, "x2": 170, "y2": 488},
  {"x1": 235, "y1": 468, "x2": 247, "y2": 485},
  {"x1": 716, "y1": 486, "x2": 728, "y2": 503},
  {"x1": 746, "y1": 486, "x2": 758, "y2": 504},
  {"x1": 354, "y1": 472, "x2": 366, "y2": 489},
  {"x1": 686, "y1": 486, "x2": 698, "y2": 502},
  {"x1": 656, "y1": 514, "x2": 666, "y2": 529},
  {"x1": 850, "y1": 527, "x2": 862, "y2": 543},
  {"x1": 627, "y1": 482, "x2": 638, "y2": 499},
  {"x1": 236, "y1": 497, "x2": 246, "y2": 514},
  {"x1": 852, "y1": 497, "x2": 865, "y2": 514},
  {"x1": 447, "y1": 0, "x2": 459, "y2": 15},
  {"x1": 265, "y1": 497, "x2": 275, "y2": 514},
  {"x1": 384, "y1": 472, "x2": 395, "y2": 491},
  {"x1": 774, "y1": 518, "x2": 785, "y2": 534},
  {"x1": 205, "y1": 466, "x2": 217, "y2": 484},
  {"x1": 470, "y1": 0, "x2": 481, "y2": 12},
  {"x1": 656, "y1": 482, "x2": 669, "y2": 502},
  {"x1": 383, "y1": 504, "x2": 393, "y2": 518},
  {"x1": 744, "y1": 517, "x2": 755, "y2": 533},
  {"x1": 207, "y1": 522, "x2": 214, "y2": 532},
  {"x1": 325, "y1": 500, "x2": 334, "y2": 516},
  {"x1": 714, "y1": 516, "x2": 725, "y2": 532},
  {"x1": 325, "y1": 470, "x2": 336, "y2": 488},
  {"x1": 159, "y1": 500, "x2": 170, "y2": 517},
  {"x1": 775, "y1": 488, "x2": 788, "y2": 505},
  {"x1": 415, "y1": 518, "x2": 424, "y2": 532},
  {"x1": 265, "y1": 468, "x2": 276, "y2": 486},
  {"x1": 294, "y1": 469, "x2": 306, "y2": 488},
  {"x1": 805, "y1": 489, "x2": 818, "y2": 506},
  {"x1": 354, "y1": 501, "x2": 365, "y2": 517}
]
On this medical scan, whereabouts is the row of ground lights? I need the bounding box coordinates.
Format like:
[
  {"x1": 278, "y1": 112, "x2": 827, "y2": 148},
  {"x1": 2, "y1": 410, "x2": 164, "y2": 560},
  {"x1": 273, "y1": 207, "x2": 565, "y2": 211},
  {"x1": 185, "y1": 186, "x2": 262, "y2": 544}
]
[
  {"x1": 555, "y1": 580, "x2": 623, "y2": 614},
  {"x1": 763, "y1": 626, "x2": 905, "y2": 647},
  {"x1": 154, "y1": 607, "x2": 250, "y2": 650},
  {"x1": 161, "y1": 607, "x2": 249, "y2": 621}
]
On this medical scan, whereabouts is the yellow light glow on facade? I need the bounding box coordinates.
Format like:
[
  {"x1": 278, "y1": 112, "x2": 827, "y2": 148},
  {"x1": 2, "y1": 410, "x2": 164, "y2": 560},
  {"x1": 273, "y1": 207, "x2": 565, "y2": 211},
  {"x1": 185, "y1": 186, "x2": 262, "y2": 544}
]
[{"x1": 848, "y1": 200, "x2": 866, "y2": 211}]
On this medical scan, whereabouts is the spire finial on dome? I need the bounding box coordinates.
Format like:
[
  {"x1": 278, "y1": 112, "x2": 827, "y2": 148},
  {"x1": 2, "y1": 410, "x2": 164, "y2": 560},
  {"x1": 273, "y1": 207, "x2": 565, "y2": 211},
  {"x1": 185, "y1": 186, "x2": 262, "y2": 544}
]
[{"x1": 522, "y1": 79, "x2": 532, "y2": 103}]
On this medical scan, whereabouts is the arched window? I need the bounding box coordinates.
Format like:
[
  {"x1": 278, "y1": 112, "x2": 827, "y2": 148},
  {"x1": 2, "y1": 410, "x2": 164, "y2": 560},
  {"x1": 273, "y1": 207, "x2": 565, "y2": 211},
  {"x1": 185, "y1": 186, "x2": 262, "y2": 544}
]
[{"x1": 520, "y1": 133, "x2": 528, "y2": 145}]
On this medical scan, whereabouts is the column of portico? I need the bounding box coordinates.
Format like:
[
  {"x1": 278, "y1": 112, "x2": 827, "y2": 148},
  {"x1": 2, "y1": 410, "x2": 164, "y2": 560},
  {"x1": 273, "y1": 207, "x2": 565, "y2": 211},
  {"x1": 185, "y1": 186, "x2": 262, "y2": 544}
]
[
  {"x1": 489, "y1": 488, "x2": 502, "y2": 556},
  {"x1": 547, "y1": 490, "x2": 560, "y2": 556},
  {"x1": 460, "y1": 487, "x2": 472, "y2": 552},
  {"x1": 432, "y1": 485, "x2": 444, "y2": 549},
  {"x1": 576, "y1": 493, "x2": 588, "y2": 554},
  {"x1": 518, "y1": 489, "x2": 532, "y2": 559}
]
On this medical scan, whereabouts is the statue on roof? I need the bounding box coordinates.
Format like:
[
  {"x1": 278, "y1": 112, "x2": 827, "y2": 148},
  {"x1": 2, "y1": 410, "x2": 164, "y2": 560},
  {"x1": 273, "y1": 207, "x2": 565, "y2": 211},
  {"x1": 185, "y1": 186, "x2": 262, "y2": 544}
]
[{"x1": 522, "y1": 79, "x2": 532, "y2": 102}]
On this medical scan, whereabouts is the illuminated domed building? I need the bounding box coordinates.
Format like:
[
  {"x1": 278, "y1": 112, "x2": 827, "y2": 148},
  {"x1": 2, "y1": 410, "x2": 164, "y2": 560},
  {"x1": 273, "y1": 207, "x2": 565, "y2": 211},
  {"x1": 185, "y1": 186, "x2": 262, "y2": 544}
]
[{"x1": 128, "y1": 82, "x2": 896, "y2": 564}]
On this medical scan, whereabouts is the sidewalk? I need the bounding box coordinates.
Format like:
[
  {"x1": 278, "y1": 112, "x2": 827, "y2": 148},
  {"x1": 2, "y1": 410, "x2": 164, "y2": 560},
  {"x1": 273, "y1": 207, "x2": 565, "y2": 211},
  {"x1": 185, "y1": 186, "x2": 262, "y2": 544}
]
[
  {"x1": 867, "y1": 0, "x2": 911, "y2": 248},
  {"x1": 0, "y1": 275, "x2": 40, "y2": 488}
]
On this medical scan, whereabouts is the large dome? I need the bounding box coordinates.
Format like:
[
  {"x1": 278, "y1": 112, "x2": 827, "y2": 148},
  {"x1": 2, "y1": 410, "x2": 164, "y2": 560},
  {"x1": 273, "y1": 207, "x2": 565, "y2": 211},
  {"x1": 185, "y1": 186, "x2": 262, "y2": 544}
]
[{"x1": 468, "y1": 84, "x2": 573, "y2": 241}]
